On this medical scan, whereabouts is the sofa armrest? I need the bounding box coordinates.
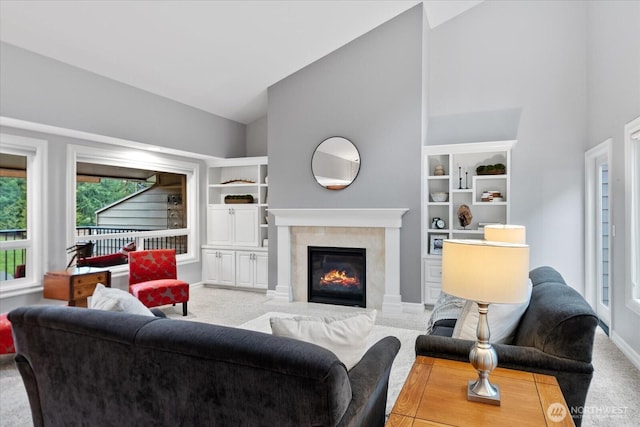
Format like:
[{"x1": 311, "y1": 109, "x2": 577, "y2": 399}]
[
  {"x1": 338, "y1": 336, "x2": 401, "y2": 427},
  {"x1": 415, "y1": 334, "x2": 593, "y2": 375}
]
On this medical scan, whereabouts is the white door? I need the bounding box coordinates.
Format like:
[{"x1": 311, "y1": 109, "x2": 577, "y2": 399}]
[
  {"x1": 585, "y1": 141, "x2": 611, "y2": 327},
  {"x1": 218, "y1": 250, "x2": 236, "y2": 286},
  {"x1": 207, "y1": 207, "x2": 232, "y2": 245},
  {"x1": 235, "y1": 251, "x2": 254, "y2": 288},
  {"x1": 254, "y1": 252, "x2": 269, "y2": 289},
  {"x1": 202, "y1": 250, "x2": 219, "y2": 283},
  {"x1": 232, "y1": 206, "x2": 259, "y2": 246}
]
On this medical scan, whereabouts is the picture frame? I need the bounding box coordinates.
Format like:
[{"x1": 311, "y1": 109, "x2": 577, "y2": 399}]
[{"x1": 429, "y1": 234, "x2": 447, "y2": 255}]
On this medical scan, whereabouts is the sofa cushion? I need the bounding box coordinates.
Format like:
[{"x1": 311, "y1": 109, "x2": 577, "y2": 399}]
[
  {"x1": 452, "y1": 279, "x2": 532, "y2": 344},
  {"x1": 270, "y1": 310, "x2": 376, "y2": 370},
  {"x1": 90, "y1": 283, "x2": 154, "y2": 317}
]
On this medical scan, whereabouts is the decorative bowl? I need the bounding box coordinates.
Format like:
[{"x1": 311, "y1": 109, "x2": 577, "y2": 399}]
[{"x1": 431, "y1": 192, "x2": 449, "y2": 202}]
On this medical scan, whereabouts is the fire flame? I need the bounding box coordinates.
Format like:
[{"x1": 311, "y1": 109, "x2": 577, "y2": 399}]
[{"x1": 320, "y1": 269, "x2": 360, "y2": 288}]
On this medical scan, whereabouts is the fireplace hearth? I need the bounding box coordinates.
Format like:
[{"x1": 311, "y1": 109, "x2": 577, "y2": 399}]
[{"x1": 308, "y1": 246, "x2": 366, "y2": 307}]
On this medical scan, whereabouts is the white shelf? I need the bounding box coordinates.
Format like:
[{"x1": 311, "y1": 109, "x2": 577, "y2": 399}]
[{"x1": 422, "y1": 140, "x2": 516, "y2": 305}]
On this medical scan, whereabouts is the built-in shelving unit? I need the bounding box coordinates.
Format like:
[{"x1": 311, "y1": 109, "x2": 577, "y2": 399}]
[
  {"x1": 203, "y1": 156, "x2": 268, "y2": 289},
  {"x1": 422, "y1": 140, "x2": 516, "y2": 305}
]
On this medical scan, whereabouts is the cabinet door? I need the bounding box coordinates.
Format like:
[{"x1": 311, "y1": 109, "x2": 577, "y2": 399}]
[
  {"x1": 207, "y1": 207, "x2": 232, "y2": 245},
  {"x1": 235, "y1": 251, "x2": 254, "y2": 288},
  {"x1": 254, "y1": 252, "x2": 269, "y2": 289},
  {"x1": 202, "y1": 250, "x2": 219, "y2": 283},
  {"x1": 232, "y1": 206, "x2": 259, "y2": 246},
  {"x1": 218, "y1": 250, "x2": 236, "y2": 286}
]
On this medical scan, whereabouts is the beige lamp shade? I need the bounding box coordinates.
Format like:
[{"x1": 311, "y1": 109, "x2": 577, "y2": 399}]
[
  {"x1": 484, "y1": 224, "x2": 526, "y2": 244},
  {"x1": 441, "y1": 239, "x2": 530, "y2": 304}
]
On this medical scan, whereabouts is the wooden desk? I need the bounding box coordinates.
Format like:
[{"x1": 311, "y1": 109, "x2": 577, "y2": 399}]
[
  {"x1": 43, "y1": 267, "x2": 111, "y2": 307},
  {"x1": 387, "y1": 356, "x2": 574, "y2": 427}
]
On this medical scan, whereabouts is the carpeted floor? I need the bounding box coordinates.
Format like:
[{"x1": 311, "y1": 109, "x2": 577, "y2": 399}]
[{"x1": 1, "y1": 286, "x2": 639, "y2": 426}]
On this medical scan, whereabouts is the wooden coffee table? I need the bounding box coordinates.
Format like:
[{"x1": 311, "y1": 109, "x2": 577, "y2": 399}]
[{"x1": 387, "y1": 356, "x2": 575, "y2": 426}]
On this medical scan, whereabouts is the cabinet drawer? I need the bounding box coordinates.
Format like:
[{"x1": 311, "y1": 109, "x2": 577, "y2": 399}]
[
  {"x1": 424, "y1": 259, "x2": 442, "y2": 282},
  {"x1": 72, "y1": 272, "x2": 108, "y2": 287}
]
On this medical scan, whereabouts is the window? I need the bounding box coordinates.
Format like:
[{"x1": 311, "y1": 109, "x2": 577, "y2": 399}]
[
  {"x1": 67, "y1": 145, "x2": 199, "y2": 269},
  {"x1": 626, "y1": 116, "x2": 640, "y2": 314},
  {"x1": 0, "y1": 134, "x2": 46, "y2": 296}
]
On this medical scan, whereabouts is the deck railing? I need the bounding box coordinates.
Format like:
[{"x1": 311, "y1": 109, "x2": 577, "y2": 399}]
[
  {"x1": 1, "y1": 227, "x2": 187, "y2": 280},
  {"x1": 76, "y1": 227, "x2": 188, "y2": 255}
]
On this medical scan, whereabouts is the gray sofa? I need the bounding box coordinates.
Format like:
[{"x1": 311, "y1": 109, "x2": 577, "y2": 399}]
[
  {"x1": 9, "y1": 305, "x2": 400, "y2": 427},
  {"x1": 416, "y1": 266, "x2": 598, "y2": 426}
]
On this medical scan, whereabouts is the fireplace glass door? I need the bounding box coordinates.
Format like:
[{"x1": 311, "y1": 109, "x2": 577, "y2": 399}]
[{"x1": 307, "y1": 246, "x2": 366, "y2": 307}]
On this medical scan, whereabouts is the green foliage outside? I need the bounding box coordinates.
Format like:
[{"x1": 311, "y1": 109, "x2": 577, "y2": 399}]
[
  {"x1": 0, "y1": 177, "x2": 27, "y2": 277},
  {"x1": 0, "y1": 176, "x2": 149, "y2": 277},
  {"x1": 76, "y1": 178, "x2": 151, "y2": 226},
  {"x1": 0, "y1": 177, "x2": 27, "y2": 230}
]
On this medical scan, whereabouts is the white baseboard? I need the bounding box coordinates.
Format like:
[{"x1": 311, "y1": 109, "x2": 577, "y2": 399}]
[
  {"x1": 611, "y1": 331, "x2": 640, "y2": 371},
  {"x1": 402, "y1": 302, "x2": 426, "y2": 315}
]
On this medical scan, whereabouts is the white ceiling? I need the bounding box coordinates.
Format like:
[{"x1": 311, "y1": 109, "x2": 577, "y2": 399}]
[{"x1": 0, "y1": 0, "x2": 482, "y2": 125}]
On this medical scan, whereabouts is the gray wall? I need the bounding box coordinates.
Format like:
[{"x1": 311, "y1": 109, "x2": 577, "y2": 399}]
[
  {"x1": 246, "y1": 115, "x2": 268, "y2": 157},
  {"x1": 267, "y1": 5, "x2": 425, "y2": 303},
  {"x1": 0, "y1": 42, "x2": 246, "y2": 312},
  {"x1": 0, "y1": 42, "x2": 246, "y2": 158},
  {"x1": 428, "y1": 0, "x2": 588, "y2": 291},
  {"x1": 586, "y1": 1, "x2": 640, "y2": 359}
]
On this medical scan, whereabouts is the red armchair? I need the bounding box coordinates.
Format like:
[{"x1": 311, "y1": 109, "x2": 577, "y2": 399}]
[
  {"x1": 0, "y1": 313, "x2": 15, "y2": 354},
  {"x1": 128, "y1": 249, "x2": 189, "y2": 316}
]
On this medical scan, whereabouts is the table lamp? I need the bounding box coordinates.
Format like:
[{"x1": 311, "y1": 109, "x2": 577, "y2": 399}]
[
  {"x1": 441, "y1": 238, "x2": 529, "y2": 405},
  {"x1": 484, "y1": 224, "x2": 526, "y2": 244}
]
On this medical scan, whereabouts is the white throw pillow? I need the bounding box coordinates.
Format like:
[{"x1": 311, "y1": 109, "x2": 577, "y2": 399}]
[
  {"x1": 269, "y1": 310, "x2": 377, "y2": 370},
  {"x1": 452, "y1": 280, "x2": 532, "y2": 344},
  {"x1": 90, "y1": 283, "x2": 155, "y2": 317}
]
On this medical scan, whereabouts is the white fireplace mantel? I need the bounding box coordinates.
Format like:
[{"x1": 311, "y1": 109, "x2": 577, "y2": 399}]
[{"x1": 269, "y1": 208, "x2": 409, "y2": 314}]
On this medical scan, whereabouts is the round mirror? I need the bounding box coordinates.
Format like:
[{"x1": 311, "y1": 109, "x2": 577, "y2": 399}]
[{"x1": 311, "y1": 137, "x2": 361, "y2": 190}]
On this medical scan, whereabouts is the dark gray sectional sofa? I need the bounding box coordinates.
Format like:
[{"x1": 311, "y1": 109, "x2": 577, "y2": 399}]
[
  {"x1": 9, "y1": 305, "x2": 400, "y2": 427},
  {"x1": 415, "y1": 266, "x2": 598, "y2": 426}
]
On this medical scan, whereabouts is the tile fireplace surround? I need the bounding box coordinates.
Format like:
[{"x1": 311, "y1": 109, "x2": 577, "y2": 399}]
[{"x1": 269, "y1": 209, "x2": 409, "y2": 314}]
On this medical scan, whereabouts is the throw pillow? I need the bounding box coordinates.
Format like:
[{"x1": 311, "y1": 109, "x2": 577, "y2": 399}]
[
  {"x1": 269, "y1": 310, "x2": 377, "y2": 370},
  {"x1": 90, "y1": 283, "x2": 154, "y2": 317},
  {"x1": 426, "y1": 291, "x2": 466, "y2": 334},
  {"x1": 452, "y1": 279, "x2": 533, "y2": 344}
]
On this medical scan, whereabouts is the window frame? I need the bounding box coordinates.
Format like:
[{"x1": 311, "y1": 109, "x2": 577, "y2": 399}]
[
  {"x1": 0, "y1": 133, "x2": 47, "y2": 297},
  {"x1": 625, "y1": 116, "x2": 640, "y2": 315},
  {"x1": 67, "y1": 144, "x2": 200, "y2": 272}
]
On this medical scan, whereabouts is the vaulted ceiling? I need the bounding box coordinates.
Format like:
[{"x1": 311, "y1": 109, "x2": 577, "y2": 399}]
[{"x1": 0, "y1": 1, "x2": 482, "y2": 125}]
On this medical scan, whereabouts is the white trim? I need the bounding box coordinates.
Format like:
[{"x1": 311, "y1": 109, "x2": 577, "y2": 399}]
[
  {"x1": 625, "y1": 116, "x2": 640, "y2": 316},
  {"x1": 67, "y1": 144, "x2": 200, "y2": 264},
  {"x1": 269, "y1": 208, "x2": 409, "y2": 228},
  {"x1": 584, "y1": 139, "x2": 612, "y2": 325},
  {"x1": 0, "y1": 133, "x2": 48, "y2": 297},
  {"x1": 611, "y1": 330, "x2": 640, "y2": 371},
  {"x1": 422, "y1": 139, "x2": 517, "y2": 155},
  {"x1": 1, "y1": 116, "x2": 218, "y2": 161},
  {"x1": 269, "y1": 208, "x2": 409, "y2": 314}
]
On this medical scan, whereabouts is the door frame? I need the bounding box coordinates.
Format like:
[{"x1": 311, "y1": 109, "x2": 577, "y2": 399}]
[{"x1": 585, "y1": 139, "x2": 612, "y2": 327}]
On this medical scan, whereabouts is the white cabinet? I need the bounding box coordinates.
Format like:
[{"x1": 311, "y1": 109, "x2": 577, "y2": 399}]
[
  {"x1": 203, "y1": 156, "x2": 269, "y2": 289},
  {"x1": 207, "y1": 205, "x2": 259, "y2": 247},
  {"x1": 235, "y1": 251, "x2": 268, "y2": 289},
  {"x1": 206, "y1": 156, "x2": 268, "y2": 248},
  {"x1": 202, "y1": 249, "x2": 235, "y2": 286},
  {"x1": 422, "y1": 140, "x2": 516, "y2": 305}
]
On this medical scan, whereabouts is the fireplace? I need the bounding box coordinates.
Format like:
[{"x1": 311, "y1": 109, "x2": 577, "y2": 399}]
[{"x1": 308, "y1": 246, "x2": 366, "y2": 307}]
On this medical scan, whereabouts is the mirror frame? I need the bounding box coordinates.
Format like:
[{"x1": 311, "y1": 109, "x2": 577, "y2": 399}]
[{"x1": 311, "y1": 136, "x2": 361, "y2": 190}]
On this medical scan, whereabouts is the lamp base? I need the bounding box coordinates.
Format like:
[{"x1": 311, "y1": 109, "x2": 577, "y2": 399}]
[{"x1": 467, "y1": 380, "x2": 501, "y2": 406}]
